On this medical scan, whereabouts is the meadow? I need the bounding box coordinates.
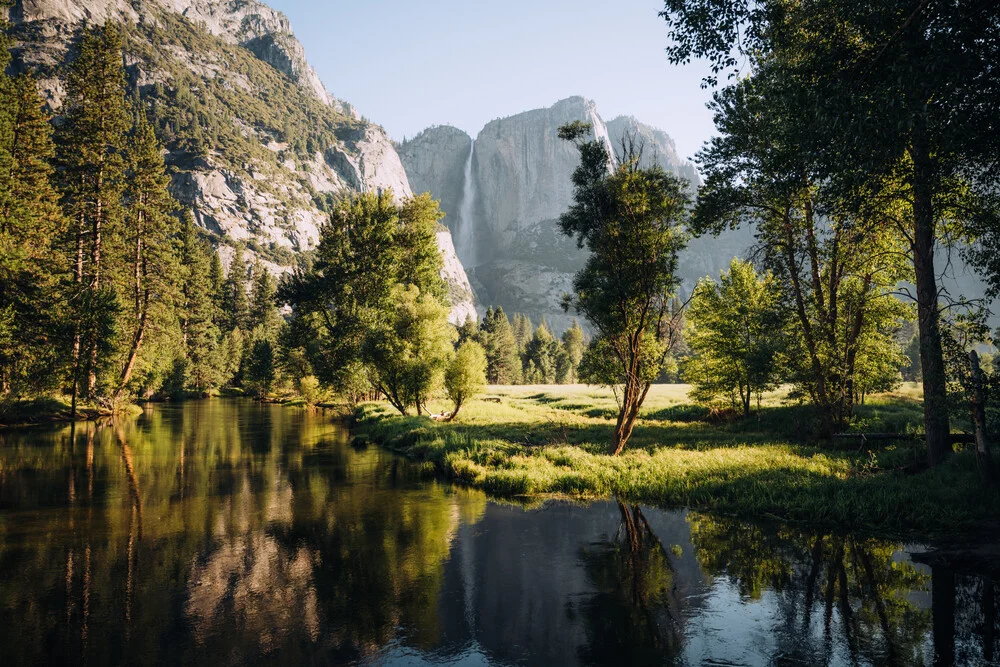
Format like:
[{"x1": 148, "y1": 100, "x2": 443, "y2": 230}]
[{"x1": 353, "y1": 383, "x2": 1000, "y2": 538}]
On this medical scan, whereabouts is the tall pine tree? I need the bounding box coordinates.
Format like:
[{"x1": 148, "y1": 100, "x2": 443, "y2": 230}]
[
  {"x1": 0, "y1": 32, "x2": 67, "y2": 396},
  {"x1": 57, "y1": 24, "x2": 130, "y2": 406},
  {"x1": 112, "y1": 102, "x2": 180, "y2": 399}
]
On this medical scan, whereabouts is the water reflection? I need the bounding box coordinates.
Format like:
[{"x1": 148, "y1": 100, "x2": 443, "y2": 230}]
[{"x1": 0, "y1": 400, "x2": 995, "y2": 666}]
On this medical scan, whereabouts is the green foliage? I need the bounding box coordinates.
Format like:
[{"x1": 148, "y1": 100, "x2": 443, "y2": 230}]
[
  {"x1": 660, "y1": 0, "x2": 1000, "y2": 463},
  {"x1": 220, "y1": 245, "x2": 250, "y2": 333},
  {"x1": 297, "y1": 375, "x2": 323, "y2": 406},
  {"x1": 444, "y1": 340, "x2": 487, "y2": 420},
  {"x1": 365, "y1": 285, "x2": 455, "y2": 415},
  {"x1": 685, "y1": 259, "x2": 787, "y2": 415},
  {"x1": 243, "y1": 337, "x2": 275, "y2": 399},
  {"x1": 58, "y1": 24, "x2": 132, "y2": 401},
  {"x1": 559, "y1": 320, "x2": 586, "y2": 384},
  {"x1": 0, "y1": 64, "x2": 67, "y2": 396},
  {"x1": 178, "y1": 211, "x2": 227, "y2": 391},
  {"x1": 281, "y1": 191, "x2": 452, "y2": 413},
  {"x1": 559, "y1": 126, "x2": 688, "y2": 453},
  {"x1": 480, "y1": 307, "x2": 522, "y2": 384},
  {"x1": 523, "y1": 322, "x2": 559, "y2": 384}
]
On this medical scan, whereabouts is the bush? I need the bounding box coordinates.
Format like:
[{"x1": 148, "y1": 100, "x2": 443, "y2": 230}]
[{"x1": 444, "y1": 341, "x2": 487, "y2": 421}]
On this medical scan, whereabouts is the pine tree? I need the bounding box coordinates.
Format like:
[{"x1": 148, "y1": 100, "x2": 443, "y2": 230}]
[
  {"x1": 512, "y1": 313, "x2": 533, "y2": 356},
  {"x1": 524, "y1": 322, "x2": 558, "y2": 384},
  {"x1": 178, "y1": 211, "x2": 225, "y2": 391},
  {"x1": 457, "y1": 315, "x2": 480, "y2": 346},
  {"x1": 220, "y1": 244, "x2": 250, "y2": 333},
  {"x1": 57, "y1": 24, "x2": 130, "y2": 406},
  {"x1": 208, "y1": 249, "x2": 225, "y2": 313},
  {"x1": 112, "y1": 102, "x2": 179, "y2": 399},
  {"x1": 0, "y1": 63, "x2": 66, "y2": 396},
  {"x1": 247, "y1": 261, "x2": 280, "y2": 337},
  {"x1": 480, "y1": 307, "x2": 521, "y2": 384},
  {"x1": 560, "y1": 320, "x2": 586, "y2": 384}
]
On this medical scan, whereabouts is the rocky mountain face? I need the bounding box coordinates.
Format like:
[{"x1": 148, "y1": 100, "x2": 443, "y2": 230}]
[
  {"x1": 400, "y1": 96, "x2": 752, "y2": 334},
  {"x1": 5, "y1": 0, "x2": 476, "y2": 323}
]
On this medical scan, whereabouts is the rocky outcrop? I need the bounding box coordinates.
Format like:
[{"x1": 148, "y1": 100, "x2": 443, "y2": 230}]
[
  {"x1": 5, "y1": 0, "x2": 476, "y2": 323},
  {"x1": 437, "y1": 230, "x2": 477, "y2": 325},
  {"x1": 397, "y1": 126, "x2": 472, "y2": 237},
  {"x1": 400, "y1": 97, "x2": 754, "y2": 334},
  {"x1": 605, "y1": 115, "x2": 700, "y2": 186}
]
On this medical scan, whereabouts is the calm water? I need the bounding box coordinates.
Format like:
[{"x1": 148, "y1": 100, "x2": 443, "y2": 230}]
[{"x1": 0, "y1": 400, "x2": 996, "y2": 666}]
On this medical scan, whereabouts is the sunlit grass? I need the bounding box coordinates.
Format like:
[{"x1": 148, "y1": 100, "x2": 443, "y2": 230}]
[{"x1": 355, "y1": 382, "x2": 999, "y2": 536}]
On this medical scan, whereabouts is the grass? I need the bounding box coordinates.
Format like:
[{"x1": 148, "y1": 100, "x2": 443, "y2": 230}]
[
  {"x1": 0, "y1": 394, "x2": 143, "y2": 426},
  {"x1": 353, "y1": 383, "x2": 1000, "y2": 538}
]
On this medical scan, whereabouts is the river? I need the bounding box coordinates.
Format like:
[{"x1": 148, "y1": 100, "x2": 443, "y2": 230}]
[{"x1": 0, "y1": 399, "x2": 995, "y2": 666}]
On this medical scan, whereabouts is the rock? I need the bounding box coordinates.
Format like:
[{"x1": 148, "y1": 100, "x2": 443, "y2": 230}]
[
  {"x1": 397, "y1": 126, "x2": 472, "y2": 237},
  {"x1": 6, "y1": 0, "x2": 477, "y2": 324},
  {"x1": 437, "y1": 229, "x2": 477, "y2": 325},
  {"x1": 400, "y1": 97, "x2": 756, "y2": 333}
]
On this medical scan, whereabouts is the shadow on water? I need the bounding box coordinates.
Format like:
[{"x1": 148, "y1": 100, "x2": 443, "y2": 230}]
[{"x1": 0, "y1": 399, "x2": 996, "y2": 666}]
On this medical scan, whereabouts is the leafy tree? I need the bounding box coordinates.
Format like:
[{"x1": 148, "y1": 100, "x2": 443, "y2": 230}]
[
  {"x1": 559, "y1": 123, "x2": 688, "y2": 454},
  {"x1": 280, "y1": 190, "x2": 451, "y2": 412},
  {"x1": 57, "y1": 24, "x2": 131, "y2": 405},
  {"x1": 660, "y1": 0, "x2": 1000, "y2": 463},
  {"x1": 480, "y1": 307, "x2": 521, "y2": 385},
  {"x1": 444, "y1": 340, "x2": 487, "y2": 421},
  {"x1": 688, "y1": 73, "x2": 912, "y2": 434},
  {"x1": 364, "y1": 285, "x2": 454, "y2": 415},
  {"x1": 685, "y1": 258, "x2": 786, "y2": 416}
]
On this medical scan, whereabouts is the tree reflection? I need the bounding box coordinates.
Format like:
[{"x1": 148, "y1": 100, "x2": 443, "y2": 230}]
[
  {"x1": 0, "y1": 401, "x2": 486, "y2": 665},
  {"x1": 686, "y1": 513, "x2": 1000, "y2": 666},
  {"x1": 575, "y1": 500, "x2": 683, "y2": 665}
]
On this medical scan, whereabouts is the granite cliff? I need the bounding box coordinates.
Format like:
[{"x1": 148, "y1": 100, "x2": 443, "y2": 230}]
[
  {"x1": 399, "y1": 97, "x2": 752, "y2": 333},
  {"x1": 4, "y1": 0, "x2": 476, "y2": 323}
]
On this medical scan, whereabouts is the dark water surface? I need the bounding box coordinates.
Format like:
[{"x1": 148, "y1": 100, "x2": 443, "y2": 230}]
[{"x1": 0, "y1": 400, "x2": 996, "y2": 666}]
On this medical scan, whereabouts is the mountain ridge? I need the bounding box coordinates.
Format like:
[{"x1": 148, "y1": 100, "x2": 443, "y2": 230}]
[
  {"x1": 4, "y1": 0, "x2": 478, "y2": 323},
  {"x1": 399, "y1": 96, "x2": 750, "y2": 333}
]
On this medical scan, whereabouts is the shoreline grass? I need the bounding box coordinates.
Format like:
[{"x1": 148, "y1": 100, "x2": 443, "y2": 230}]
[{"x1": 353, "y1": 383, "x2": 1000, "y2": 540}]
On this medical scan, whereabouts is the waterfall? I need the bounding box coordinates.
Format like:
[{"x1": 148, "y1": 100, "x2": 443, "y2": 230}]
[{"x1": 456, "y1": 139, "x2": 478, "y2": 269}]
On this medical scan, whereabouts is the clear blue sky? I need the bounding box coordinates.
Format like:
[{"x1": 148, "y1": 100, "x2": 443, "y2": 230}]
[{"x1": 266, "y1": 0, "x2": 717, "y2": 162}]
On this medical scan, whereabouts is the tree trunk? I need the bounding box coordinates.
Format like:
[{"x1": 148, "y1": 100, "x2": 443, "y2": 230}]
[
  {"x1": 71, "y1": 212, "x2": 86, "y2": 419},
  {"x1": 932, "y1": 566, "x2": 955, "y2": 667},
  {"x1": 87, "y1": 172, "x2": 104, "y2": 398},
  {"x1": 910, "y1": 134, "x2": 951, "y2": 467},
  {"x1": 612, "y1": 380, "x2": 649, "y2": 455},
  {"x1": 968, "y1": 350, "x2": 994, "y2": 482},
  {"x1": 113, "y1": 294, "x2": 148, "y2": 403},
  {"x1": 446, "y1": 399, "x2": 462, "y2": 422}
]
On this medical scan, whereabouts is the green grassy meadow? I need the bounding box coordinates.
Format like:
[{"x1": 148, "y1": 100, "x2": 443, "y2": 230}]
[{"x1": 353, "y1": 383, "x2": 1000, "y2": 538}]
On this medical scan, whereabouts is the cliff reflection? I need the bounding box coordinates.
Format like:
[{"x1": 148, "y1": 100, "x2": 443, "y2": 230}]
[
  {"x1": 0, "y1": 402, "x2": 486, "y2": 665},
  {"x1": 0, "y1": 400, "x2": 996, "y2": 666}
]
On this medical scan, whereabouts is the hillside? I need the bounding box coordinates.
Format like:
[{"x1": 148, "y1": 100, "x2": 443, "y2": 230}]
[{"x1": 4, "y1": 0, "x2": 476, "y2": 322}]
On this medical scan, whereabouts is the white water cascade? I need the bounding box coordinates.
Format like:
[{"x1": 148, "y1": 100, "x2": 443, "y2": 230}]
[{"x1": 456, "y1": 139, "x2": 479, "y2": 269}]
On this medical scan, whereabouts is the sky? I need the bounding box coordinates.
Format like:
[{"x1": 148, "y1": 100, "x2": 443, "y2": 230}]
[{"x1": 266, "y1": 0, "x2": 718, "y2": 163}]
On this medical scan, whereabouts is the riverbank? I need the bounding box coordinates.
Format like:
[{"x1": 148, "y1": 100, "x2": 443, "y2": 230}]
[
  {"x1": 353, "y1": 384, "x2": 1000, "y2": 538},
  {"x1": 0, "y1": 395, "x2": 143, "y2": 428}
]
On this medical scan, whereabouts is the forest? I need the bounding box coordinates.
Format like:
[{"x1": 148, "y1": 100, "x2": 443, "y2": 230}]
[{"x1": 2, "y1": 4, "x2": 1000, "y2": 483}]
